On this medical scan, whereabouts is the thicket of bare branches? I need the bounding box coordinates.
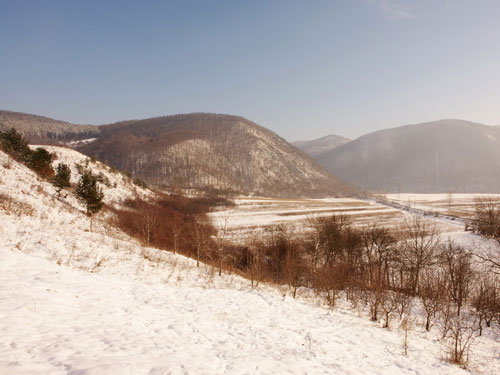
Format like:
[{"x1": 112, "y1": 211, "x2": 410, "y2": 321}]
[
  {"x1": 472, "y1": 198, "x2": 500, "y2": 274},
  {"x1": 108, "y1": 195, "x2": 499, "y2": 368},
  {"x1": 231, "y1": 216, "x2": 498, "y2": 367}
]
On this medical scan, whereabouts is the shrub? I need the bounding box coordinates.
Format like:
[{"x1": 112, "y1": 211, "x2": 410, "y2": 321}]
[
  {"x1": 96, "y1": 172, "x2": 111, "y2": 187},
  {"x1": 133, "y1": 177, "x2": 148, "y2": 188},
  {"x1": 110, "y1": 195, "x2": 218, "y2": 264},
  {"x1": 75, "y1": 171, "x2": 104, "y2": 230},
  {"x1": 0, "y1": 128, "x2": 31, "y2": 162},
  {"x1": 0, "y1": 128, "x2": 54, "y2": 178},
  {"x1": 52, "y1": 163, "x2": 71, "y2": 197},
  {"x1": 27, "y1": 147, "x2": 54, "y2": 178}
]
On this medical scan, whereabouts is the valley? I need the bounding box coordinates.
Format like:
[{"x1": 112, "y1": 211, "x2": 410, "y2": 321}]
[
  {"x1": 0, "y1": 131, "x2": 499, "y2": 374},
  {"x1": 3, "y1": 2, "x2": 500, "y2": 374}
]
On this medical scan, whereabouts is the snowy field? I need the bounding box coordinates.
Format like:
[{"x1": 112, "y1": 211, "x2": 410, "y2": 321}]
[
  {"x1": 209, "y1": 196, "x2": 459, "y2": 240},
  {"x1": 382, "y1": 193, "x2": 500, "y2": 220},
  {"x1": 1, "y1": 148, "x2": 499, "y2": 374},
  {"x1": 3, "y1": 246, "x2": 499, "y2": 375}
]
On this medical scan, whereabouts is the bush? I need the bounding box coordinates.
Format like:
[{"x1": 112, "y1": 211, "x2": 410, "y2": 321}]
[
  {"x1": 96, "y1": 172, "x2": 111, "y2": 187},
  {"x1": 0, "y1": 128, "x2": 54, "y2": 178},
  {"x1": 52, "y1": 163, "x2": 71, "y2": 197},
  {"x1": 110, "y1": 195, "x2": 218, "y2": 263},
  {"x1": 0, "y1": 128, "x2": 31, "y2": 162},
  {"x1": 28, "y1": 147, "x2": 54, "y2": 178},
  {"x1": 133, "y1": 177, "x2": 148, "y2": 188}
]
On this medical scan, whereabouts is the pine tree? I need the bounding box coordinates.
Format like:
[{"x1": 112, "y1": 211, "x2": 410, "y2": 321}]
[
  {"x1": 52, "y1": 163, "x2": 71, "y2": 197},
  {"x1": 0, "y1": 128, "x2": 31, "y2": 162},
  {"x1": 75, "y1": 171, "x2": 104, "y2": 231}
]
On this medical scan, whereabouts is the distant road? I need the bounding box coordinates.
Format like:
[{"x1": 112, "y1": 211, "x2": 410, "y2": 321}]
[{"x1": 365, "y1": 197, "x2": 465, "y2": 228}]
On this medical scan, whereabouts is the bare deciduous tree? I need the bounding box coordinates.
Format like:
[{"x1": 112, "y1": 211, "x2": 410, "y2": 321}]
[
  {"x1": 400, "y1": 218, "x2": 441, "y2": 295},
  {"x1": 440, "y1": 309, "x2": 478, "y2": 367},
  {"x1": 135, "y1": 200, "x2": 159, "y2": 246},
  {"x1": 440, "y1": 241, "x2": 475, "y2": 316},
  {"x1": 419, "y1": 269, "x2": 446, "y2": 332}
]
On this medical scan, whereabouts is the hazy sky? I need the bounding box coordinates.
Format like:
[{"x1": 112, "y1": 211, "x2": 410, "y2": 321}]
[{"x1": 1, "y1": 0, "x2": 500, "y2": 141}]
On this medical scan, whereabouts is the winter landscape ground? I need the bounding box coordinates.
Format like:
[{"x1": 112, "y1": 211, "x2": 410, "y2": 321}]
[
  {"x1": 1, "y1": 145, "x2": 499, "y2": 374},
  {"x1": 208, "y1": 196, "x2": 460, "y2": 241}
]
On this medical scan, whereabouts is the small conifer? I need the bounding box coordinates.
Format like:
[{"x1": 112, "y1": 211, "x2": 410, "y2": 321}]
[{"x1": 52, "y1": 163, "x2": 71, "y2": 197}]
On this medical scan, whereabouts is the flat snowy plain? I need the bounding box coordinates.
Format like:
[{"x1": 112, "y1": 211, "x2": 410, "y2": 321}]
[
  {"x1": 208, "y1": 196, "x2": 459, "y2": 240},
  {"x1": 1, "y1": 148, "x2": 499, "y2": 374}
]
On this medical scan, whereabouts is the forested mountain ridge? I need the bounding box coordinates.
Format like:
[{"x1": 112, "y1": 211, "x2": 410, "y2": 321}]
[
  {"x1": 0, "y1": 110, "x2": 99, "y2": 143},
  {"x1": 79, "y1": 113, "x2": 353, "y2": 197},
  {"x1": 0, "y1": 110, "x2": 353, "y2": 197}
]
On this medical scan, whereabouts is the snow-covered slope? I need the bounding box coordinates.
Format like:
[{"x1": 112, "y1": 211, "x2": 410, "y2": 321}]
[{"x1": 0, "y1": 147, "x2": 498, "y2": 374}]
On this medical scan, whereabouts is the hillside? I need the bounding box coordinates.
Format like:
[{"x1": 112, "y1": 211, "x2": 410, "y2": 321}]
[
  {"x1": 316, "y1": 119, "x2": 500, "y2": 193},
  {"x1": 0, "y1": 110, "x2": 99, "y2": 143},
  {"x1": 0, "y1": 110, "x2": 353, "y2": 198},
  {"x1": 77, "y1": 113, "x2": 352, "y2": 197},
  {"x1": 1, "y1": 146, "x2": 498, "y2": 375},
  {"x1": 292, "y1": 134, "x2": 351, "y2": 157}
]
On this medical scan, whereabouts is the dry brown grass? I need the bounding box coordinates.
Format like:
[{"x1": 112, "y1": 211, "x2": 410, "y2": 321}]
[{"x1": 0, "y1": 193, "x2": 34, "y2": 217}]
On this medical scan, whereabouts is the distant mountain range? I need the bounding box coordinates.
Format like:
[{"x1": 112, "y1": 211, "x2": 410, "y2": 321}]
[
  {"x1": 4, "y1": 109, "x2": 500, "y2": 194},
  {"x1": 315, "y1": 119, "x2": 500, "y2": 193},
  {"x1": 0, "y1": 110, "x2": 353, "y2": 198},
  {"x1": 292, "y1": 135, "x2": 351, "y2": 157}
]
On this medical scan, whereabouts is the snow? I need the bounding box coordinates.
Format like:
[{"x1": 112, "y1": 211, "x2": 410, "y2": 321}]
[
  {"x1": 0, "y1": 148, "x2": 499, "y2": 374},
  {"x1": 66, "y1": 138, "x2": 97, "y2": 146},
  {"x1": 4, "y1": 248, "x2": 491, "y2": 375},
  {"x1": 208, "y1": 196, "x2": 458, "y2": 239}
]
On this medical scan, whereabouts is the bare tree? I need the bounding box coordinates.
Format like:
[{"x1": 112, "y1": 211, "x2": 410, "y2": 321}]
[
  {"x1": 380, "y1": 288, "x2": 398, "y2": 328},
  {"x1": 191, "y1": 217, "x2": 212, "y2": 267},
  {"x1": 170, "y1": 216, "x2": 182, "y2": 254},
  {"x1": 440, "y1": 241, "x2": 475, "y2": 316},
  {"x1": 213, "y1": 211, "x2": 231, "y2": 276},
  {"x1": 419, "y1": 269, "x2": 446, "y2": 332},
  {"x1": 440, "y1": 309, "x2": 478, "y2": 367},
  {"x1": 473, "y1": 198, "x2": 500, "y2": 274},
  {"x1": 135, "y1": 200, "x2": 159, "y2": 246},
  {"x1": 471, "y1": 274, "x2": 500, "y2": 336},
  {"x1": 400, "y1": 218, "x2": 441, "y2": 295},
  {"x1": 361, "y1": 223, "x2": 395, "y2": 289}
]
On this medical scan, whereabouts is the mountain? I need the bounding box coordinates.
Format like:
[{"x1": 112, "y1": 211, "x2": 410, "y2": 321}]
[
  {"x1": 0, "y1": 110, "x2": 353, "y2": 198},
  {"x1": 0, "y1": 110, "x2": 99, "y2": 143},
  {"x1": 78, "y1": 113, "x2": 352, "y2": 197},
  {"x1": 292, "y1": 134, "x2": 351, "y2": 157},
  {"x1": 316, "y1": 119, "x2": 500, "y2": 193}
]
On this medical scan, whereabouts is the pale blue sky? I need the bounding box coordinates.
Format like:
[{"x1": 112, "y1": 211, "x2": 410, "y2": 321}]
[{"x1": 1, "y1": 0, "x2": 499, "y2": 141}]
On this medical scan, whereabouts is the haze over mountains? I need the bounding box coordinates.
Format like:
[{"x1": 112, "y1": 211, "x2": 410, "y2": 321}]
[
  {"x1": 292, "y1": 135, "x2": 351, "y2": 157},
  {"x1": 3, "y1": 110, "x2": 500, "y2": 194},
  {"x1": 315, "y1": 119, "x2": 500, "y2": 193},
  {"x1": 0, "y1": 110, "x2": 351, "y2": 198}
]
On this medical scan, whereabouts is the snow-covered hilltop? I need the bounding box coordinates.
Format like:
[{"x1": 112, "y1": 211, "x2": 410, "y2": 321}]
[{"x1": 0, "y1": 146, "x2": 498, "y2": 374}]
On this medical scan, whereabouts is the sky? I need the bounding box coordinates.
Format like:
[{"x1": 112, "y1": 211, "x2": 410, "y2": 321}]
[{"x1": 1, "y1": 0, "x2": 500, "y2": 141}]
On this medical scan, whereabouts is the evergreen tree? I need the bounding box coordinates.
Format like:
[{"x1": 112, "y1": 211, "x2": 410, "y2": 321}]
[
  {"x1": 52, "y1": 163, "x2": 71, "y2": 197},
  {"x1": 75, "y1": 171, "x2": 104, "y2": 230},
  {"x1": 0, "y1": 128, "x2": 31, "y2": 162}
]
